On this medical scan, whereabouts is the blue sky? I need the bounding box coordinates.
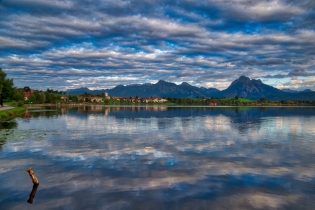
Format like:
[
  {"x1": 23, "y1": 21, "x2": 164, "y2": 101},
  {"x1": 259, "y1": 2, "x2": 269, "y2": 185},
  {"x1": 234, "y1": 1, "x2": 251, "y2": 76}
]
[{"x1": 0, "y1": 0, "x2": 314, "y2": 91}]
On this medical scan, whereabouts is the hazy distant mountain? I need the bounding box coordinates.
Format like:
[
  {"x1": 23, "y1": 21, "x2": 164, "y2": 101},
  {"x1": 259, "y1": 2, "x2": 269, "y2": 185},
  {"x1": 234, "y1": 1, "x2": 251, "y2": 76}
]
[
  {"x1": 199, "y1": 86, "x2": 221, "y2": 97},
  {"x1": 67, "y1": 80, "x2": 221, "y2": 98},
  {"x1": 67, "y1": 87, "x2": 92, "y2": 95},
  {"x1": 268, "y1": 92, "x2": 315, "y2": 101},
  {"x1": 67, "y1": 87, "x2": 105, "y2": 95},
  {"x1": 106, "y1": 80, "x2": 220, "y2": 98},
  {"x1": 281, "y1": 88, "x2": 313, "y2": 93},
  {"x1": 301, "y1": 89, "x2": 313, "y2": 92},
  {"x1": 281, "y1": 88, "x2": 299, "y2": 93},
  {"x1": 67, "y1": 76, "x2": 315, "y2": 100}
]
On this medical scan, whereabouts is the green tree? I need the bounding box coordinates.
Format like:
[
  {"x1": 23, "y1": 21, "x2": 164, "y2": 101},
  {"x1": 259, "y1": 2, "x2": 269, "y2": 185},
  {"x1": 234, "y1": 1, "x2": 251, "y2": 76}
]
[
  {"x1": 0, "y1": 68, "x2": 15, "y2": 101},
  {"x1": 28, "y1": 94, "x2": 36, "y2": 103},
  {"x1": 45, "y1": 92, "x2": 52, "y2": 103},
  {"x1": 0, "y1": 67, "x2": 6, "y2": 93},
  {"x1": 69, "y1": 95, "x2": 78, "y2": 102},
  {"x1": 259, "y1": 97, "x2": 269, "y2": 103},
  {"x1": 1, "y1": 78, "x2": 14, "y2": 100},
  {"x1": 33, "y1": 91, "x2": 40, "y2": 103},
  {"x1": 12, "y1": 88, "x2": 24, "y2": 101},
  {"x1": 39, "y1": 92, "x2": 46, "y2": 103}
]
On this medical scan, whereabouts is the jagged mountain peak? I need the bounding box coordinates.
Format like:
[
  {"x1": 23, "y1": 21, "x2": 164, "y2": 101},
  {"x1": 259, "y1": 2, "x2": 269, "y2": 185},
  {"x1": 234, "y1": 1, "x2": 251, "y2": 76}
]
[
  {"x1": 157, "y1": 80, "x2": 168, "y2": 84},
  {"x1": 230, "y1": 76, "x2": 263, "y2": 87},
  {"x1": 180, "y1": 82, "x2": 191, "y2": 86},
  {"x1": 282, "y1": 88, "x2": 299, "y2": 93},
  {"x1": 69, "y1": 87, "x2": 90, "y2": 91},
  {"x1": 238, "y1": 75, "x2": 250, "y2": 81},
  {"x1": 253, "y1": 79, "x2": 263, "y2": 84},
  {"x1": 156, "y1": 80, "x2": 177, "y2": 87},
  {"x1": 222, "y1": 75, "x2": 282, "y2": 99},
  {"x1": 302, "y1": 89, "x2": 313, "y2": 92},
  {"x1": 230, "y1": 75, "x2": 250, "y2": 86}
]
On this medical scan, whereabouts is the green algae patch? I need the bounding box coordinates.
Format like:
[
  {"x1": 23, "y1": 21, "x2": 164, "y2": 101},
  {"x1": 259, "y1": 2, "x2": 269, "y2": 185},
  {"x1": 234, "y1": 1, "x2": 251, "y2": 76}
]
[{"x1": 0, "y1": 129, "x2": 59, "y2": 148}]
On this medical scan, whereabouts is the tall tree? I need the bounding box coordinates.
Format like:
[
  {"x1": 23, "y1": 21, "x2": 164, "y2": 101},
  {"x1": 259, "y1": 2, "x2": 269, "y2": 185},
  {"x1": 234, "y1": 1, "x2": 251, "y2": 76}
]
[
  {"x1": 0, "y1": 67, "x2": 6, "y2": 94},
  {"x1": 28, "y1": 94, "x2": 36, "y2": 103},
  {"x1": 39, "y1": 92, "x2": 46, "y2": 104},
  {"x1": 0, "y1": 68, "x2": 15, "y2": 100},
  {"x1": 12, "y1": 88, "x2": 24, "y2": 101},
  {"x1": 1, "y1": 78, "x2": 14, "y2": 100},
  {"x1": 34, "y1": 91, "x2": 40, "y2": 103},
  {"x1": 45, "y1": 92, "x2": 52, "y2": 103}
]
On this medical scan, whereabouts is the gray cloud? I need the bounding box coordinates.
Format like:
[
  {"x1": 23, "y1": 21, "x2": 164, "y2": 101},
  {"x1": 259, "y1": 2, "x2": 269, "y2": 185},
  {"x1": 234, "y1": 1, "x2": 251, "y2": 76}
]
[
  {"x1": 262, "y1": 74, "x2": 287, "y2": 79},
  {"x1": 263, "y1": 69, "x2": 315, "y2": 79},
  {"x1": 0, "y1": 0, "x2": 314, "y2": 90},
  {"x1": 239, "y1": 58, "x2": 286, "y2": 66},
  {"x1": 288, "y1": 69, "x2": 315, "y2": 77}
]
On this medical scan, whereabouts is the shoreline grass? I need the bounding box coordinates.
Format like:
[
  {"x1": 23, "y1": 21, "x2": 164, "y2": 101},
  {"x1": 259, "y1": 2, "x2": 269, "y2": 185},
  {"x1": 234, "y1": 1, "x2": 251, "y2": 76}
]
[{"x1": 0, "y1": 107, "x2": 26, "y2": 121}]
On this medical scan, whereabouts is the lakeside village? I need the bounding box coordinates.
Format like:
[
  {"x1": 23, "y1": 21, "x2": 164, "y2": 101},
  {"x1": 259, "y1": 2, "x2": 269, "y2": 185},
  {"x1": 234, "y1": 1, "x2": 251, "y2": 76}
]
[
  {"x1": 22, "y1": 87, "x2": 246, "y2": 106},
  {"x1": 21, "y1": 86, "x2": 225, "y2": 106},
  {"x1": 23, "y1": 87, "x2": 170, "y2": 105}
]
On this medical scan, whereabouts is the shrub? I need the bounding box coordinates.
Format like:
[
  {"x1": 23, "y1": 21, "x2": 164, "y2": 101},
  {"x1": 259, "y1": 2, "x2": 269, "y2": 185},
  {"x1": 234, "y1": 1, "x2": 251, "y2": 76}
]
[
  {"x1": 10, "y1": 101, "x2": 17, "y2": 107},
  {"x1": 17, "y1": 100, "x2": 24, "y2": 107}
]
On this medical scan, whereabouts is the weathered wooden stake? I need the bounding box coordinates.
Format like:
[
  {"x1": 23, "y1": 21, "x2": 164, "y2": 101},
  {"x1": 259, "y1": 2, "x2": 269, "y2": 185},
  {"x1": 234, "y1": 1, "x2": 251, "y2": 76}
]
[
  {"x1": 26, "y1": 167, "x2": 39, "y2": 185},
  {"x1": 27, "y1": 184, "x2": 39, "y2": 204}
]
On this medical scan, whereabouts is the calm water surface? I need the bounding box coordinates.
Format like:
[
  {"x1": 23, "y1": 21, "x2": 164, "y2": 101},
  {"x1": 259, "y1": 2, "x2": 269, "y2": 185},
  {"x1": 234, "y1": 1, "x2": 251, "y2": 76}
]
[{"x1": 1, "y1": 106, "x2": 315, "y2": 209}]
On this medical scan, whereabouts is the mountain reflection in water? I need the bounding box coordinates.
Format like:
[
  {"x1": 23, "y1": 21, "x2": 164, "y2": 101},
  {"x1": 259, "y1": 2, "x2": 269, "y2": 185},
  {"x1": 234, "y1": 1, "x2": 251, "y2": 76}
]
[{"x1": 0, "y1": 106, "x2": 315, "y2": 210}]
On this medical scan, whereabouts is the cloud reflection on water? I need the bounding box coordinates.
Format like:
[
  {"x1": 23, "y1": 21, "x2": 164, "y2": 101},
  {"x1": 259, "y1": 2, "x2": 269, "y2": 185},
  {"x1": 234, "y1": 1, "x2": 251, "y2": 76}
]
[{"x1": 1, "y1": 106, "x2": 315, "y2": 209}]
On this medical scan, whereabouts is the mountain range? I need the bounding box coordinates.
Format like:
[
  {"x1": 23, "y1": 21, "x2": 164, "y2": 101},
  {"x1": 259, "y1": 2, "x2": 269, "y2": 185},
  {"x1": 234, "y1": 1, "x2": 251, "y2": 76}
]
[{"x1": 67, "y1": 76, "x2": 315, "y2": 101}]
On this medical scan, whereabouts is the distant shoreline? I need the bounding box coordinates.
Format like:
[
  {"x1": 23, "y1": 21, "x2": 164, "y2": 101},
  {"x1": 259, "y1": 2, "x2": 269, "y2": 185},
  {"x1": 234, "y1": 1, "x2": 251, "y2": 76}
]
[{"x1": 25, "y1": 103, "x2": 315, "y2": 108}]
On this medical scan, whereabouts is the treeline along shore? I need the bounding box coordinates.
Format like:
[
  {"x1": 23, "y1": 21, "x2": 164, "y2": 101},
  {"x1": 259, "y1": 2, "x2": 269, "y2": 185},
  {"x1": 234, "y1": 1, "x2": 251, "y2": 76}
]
[{"x1": 23, "y1": 92, "x2": 315, "y2": 107}]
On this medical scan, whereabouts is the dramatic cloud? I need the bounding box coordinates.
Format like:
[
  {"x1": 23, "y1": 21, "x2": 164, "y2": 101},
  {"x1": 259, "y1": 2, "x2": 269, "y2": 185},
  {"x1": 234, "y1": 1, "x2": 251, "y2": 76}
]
[
  {"x1": 262, "y1": 74, "x2": 287, "y2": 79},
  {"x1": 288, "y1": 69, "x2": 315, "y2": 77},
  {"x1": 239, "y1": 58, "x2": 286, "y2": 66},
  {"x1": 263, "y1": 69, "x2": 315, "y2": 79},
  {"x1": 0, "y1": 0, "x2": 314, "y2": 90}
]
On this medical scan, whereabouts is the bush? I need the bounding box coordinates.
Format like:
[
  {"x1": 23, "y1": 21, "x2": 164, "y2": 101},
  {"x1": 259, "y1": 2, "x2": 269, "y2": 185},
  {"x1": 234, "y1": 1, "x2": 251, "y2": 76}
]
[
  {"x1": 10, "y1": 101, "x2": 17, "y2": 107},
  {"x1": 17, "y1": 100, "x2": 24, "y2": 107}
]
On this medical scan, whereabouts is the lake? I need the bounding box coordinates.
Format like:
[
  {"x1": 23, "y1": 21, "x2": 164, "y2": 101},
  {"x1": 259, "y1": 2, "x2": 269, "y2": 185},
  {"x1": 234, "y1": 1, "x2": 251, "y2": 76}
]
[{"x1": 1, "y1": 106, "x2": 315, "y2": 209}]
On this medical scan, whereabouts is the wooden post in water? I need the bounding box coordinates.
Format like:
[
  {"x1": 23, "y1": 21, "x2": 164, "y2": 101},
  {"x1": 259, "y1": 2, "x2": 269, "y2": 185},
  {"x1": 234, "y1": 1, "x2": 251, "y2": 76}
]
[
  {"x1": 27, "y1": 184, "x2": 39, "y2": 204},
  {"x1": 26, "y1": 168, "x2": 39, "y2": 185}
]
